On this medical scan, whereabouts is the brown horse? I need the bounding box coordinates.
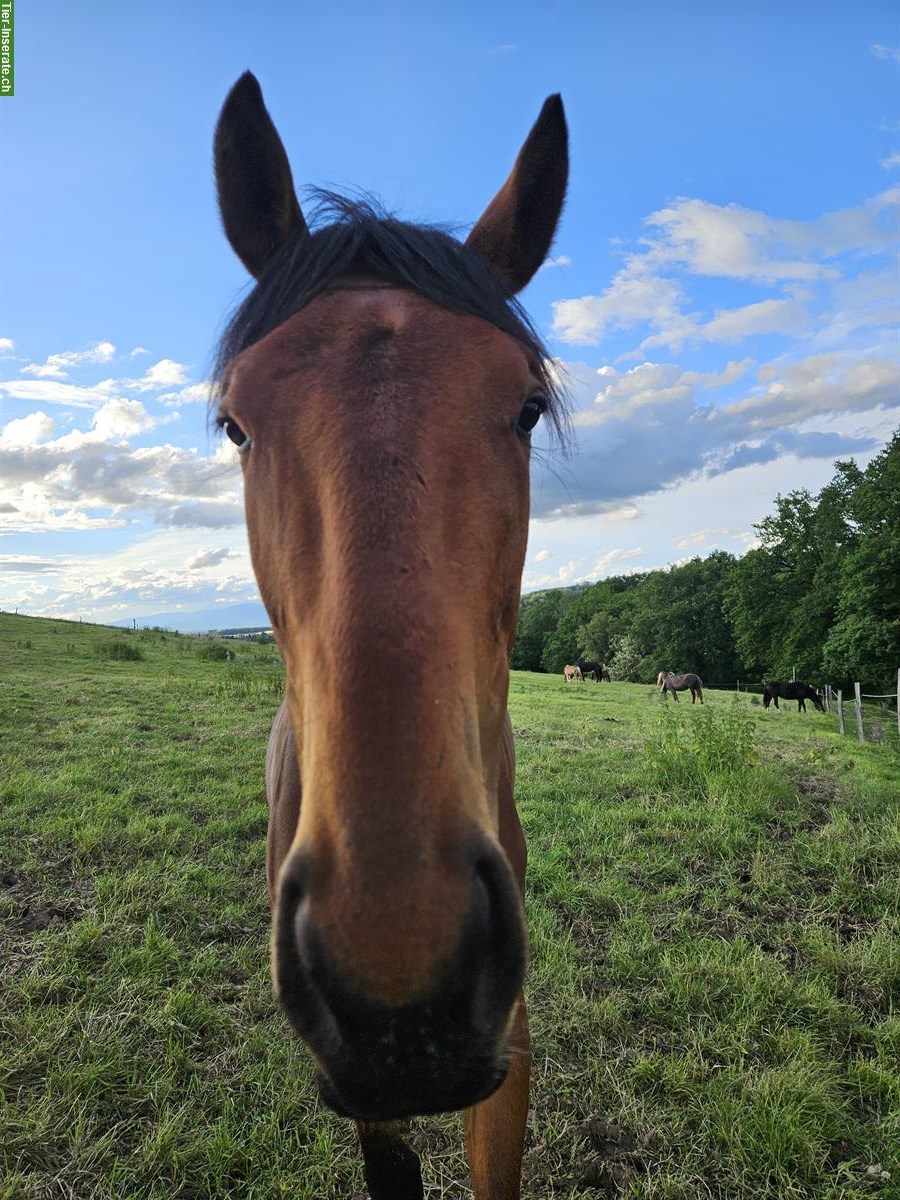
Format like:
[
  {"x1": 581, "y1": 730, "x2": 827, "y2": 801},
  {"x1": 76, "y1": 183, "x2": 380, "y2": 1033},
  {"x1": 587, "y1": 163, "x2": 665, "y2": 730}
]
[
  {"x1": 659, "y1": 671, "x2": 704, "y2": 703},
  {"x1": 213, "y1": 73, "x2": 568, "y2": 1198},
  {"x1": 563, "y1": 664, "x2": 584, "y2": 682}
]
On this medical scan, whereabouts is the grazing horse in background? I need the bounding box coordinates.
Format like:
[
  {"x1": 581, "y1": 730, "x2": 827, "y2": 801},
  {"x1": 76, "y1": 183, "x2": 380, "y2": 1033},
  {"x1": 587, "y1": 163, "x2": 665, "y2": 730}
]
[
  {"x1": 660, "y1": 671, "x2": 704, "y2": 703},
  {"x1": 213, "y1": 73, "x2": 568, "y2": 1199},
  {"x1": 656, "y1": 670, "x2": 671, "y2": 689},
  {"x1": 763, "y1": 680, "x2": 825, "y2": 713},
  {"x1": 600, "y1": 667, "x2": 611, "y2": 682},
  {"x1": 564, "y1": 664, "x2": 584, "y2": 682},
  {"x1": 576, "y1": 658, "x2": 602, "y2": 682}
]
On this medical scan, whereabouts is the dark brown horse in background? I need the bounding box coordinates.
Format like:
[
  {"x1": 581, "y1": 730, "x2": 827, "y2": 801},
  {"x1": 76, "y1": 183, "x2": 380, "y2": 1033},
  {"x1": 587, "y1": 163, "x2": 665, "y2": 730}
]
[
  {"x1": 213, "y1": 73, "x2": 568, "y2": 1198},
  {"x1": 659, "y1": 671, "x2": 704, "y2": 703},
  {"x1": 764, "y1": 680, "x2": 825, "y2": 713},
  {"x1": 575, "y1": 658, "x2": 603, "y2": 681}
]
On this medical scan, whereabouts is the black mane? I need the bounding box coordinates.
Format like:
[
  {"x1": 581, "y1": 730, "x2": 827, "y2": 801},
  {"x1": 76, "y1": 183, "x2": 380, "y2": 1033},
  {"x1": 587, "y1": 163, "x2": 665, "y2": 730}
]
[{"x1": 213, "y1": 191, "x2": 568, "y2": 440}]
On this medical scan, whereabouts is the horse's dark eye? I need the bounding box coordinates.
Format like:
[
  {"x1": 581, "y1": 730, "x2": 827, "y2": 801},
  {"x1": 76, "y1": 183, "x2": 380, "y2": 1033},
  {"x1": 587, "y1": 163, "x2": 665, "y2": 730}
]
[
  {"x1": 516, "y1": 395, "x2": 546, "y2": 437},
  {"x1": 222, "y1": 418, "x2": 252, "y2": 453}
]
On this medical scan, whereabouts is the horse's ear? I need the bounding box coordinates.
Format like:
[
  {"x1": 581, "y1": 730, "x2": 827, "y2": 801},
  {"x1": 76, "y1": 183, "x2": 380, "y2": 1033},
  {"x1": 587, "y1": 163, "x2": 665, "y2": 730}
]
[
  {"x1": 214, "y1": 72, "x2": 309, "y2": 278},
  {"x1": 466, "y1": 95, "x2": 568, "y2": 296}
]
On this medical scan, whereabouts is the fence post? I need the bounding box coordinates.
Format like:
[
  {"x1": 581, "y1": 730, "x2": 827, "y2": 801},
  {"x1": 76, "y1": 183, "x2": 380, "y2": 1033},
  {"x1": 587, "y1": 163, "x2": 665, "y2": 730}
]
[
  {"x1": 854, "y1": 682, "x2": 864, "y2": 743},
  {"x1": 897, "y1": 668, "x2": 899, "y2": 740},
  {"x1": 837, "y1": 690, "x2": 845, "y2": 736},
  {"x1": 824, "y1": 683, "x2": 831, "y2": 711}
]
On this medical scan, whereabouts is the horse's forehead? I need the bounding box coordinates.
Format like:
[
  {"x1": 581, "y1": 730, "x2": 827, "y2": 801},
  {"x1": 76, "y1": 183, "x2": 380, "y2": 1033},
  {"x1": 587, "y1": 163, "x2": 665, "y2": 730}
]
[{"x1": 231, "y1": 288, "x2": 527, "y2": 390}]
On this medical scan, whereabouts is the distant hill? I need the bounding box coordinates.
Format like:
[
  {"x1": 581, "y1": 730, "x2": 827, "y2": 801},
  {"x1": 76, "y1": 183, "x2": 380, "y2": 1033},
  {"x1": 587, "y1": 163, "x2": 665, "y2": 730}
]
[{"x1": 111, "y1": 601, "x2": 270, "y2": 634}]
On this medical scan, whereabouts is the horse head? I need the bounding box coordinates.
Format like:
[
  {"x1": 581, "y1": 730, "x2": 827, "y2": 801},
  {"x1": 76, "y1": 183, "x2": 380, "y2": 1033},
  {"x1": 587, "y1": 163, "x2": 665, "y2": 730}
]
[{"x1": 213, "y1": 73, "x2": 568, "y2": 1125}]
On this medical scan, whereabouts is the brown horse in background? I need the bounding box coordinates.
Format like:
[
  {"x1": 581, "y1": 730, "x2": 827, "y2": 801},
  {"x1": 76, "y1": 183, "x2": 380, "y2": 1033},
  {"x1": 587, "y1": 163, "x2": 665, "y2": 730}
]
[
  {"x1": 213, "y1": 73, "x2": 568, "y2": 1198},
  {"x1": 564, "y1": 664, "x2": 584, "y2": 682},
  {"x1": 659, "y1": 671, "x2": 704, "y2": 703}
]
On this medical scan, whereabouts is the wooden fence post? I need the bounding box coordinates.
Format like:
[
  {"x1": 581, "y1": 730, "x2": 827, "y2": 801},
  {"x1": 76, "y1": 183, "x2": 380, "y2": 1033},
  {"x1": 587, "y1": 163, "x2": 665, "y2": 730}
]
[
  {"x1": 854, "y1": 682, "x2": 864, "y2": 743},
  {"x1": 837, "y1": 690, "x2": 845, "y2": 736}
]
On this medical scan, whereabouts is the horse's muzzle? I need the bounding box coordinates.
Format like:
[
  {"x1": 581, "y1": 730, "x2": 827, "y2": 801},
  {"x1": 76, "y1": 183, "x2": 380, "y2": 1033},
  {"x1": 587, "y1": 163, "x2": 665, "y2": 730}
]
[{"x1": 273, "y1": 840, "x2": 526, "y2": 1120}]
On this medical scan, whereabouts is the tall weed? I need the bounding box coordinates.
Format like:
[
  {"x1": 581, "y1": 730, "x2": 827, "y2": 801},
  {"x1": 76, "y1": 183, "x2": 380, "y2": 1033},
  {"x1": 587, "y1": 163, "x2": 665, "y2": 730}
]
[
  {"x1": 650, "y1": 695, "x2": 756, "y2": 793},
  {"x1": 95, "y1": 640, "x2": 144, "y2": 662},
  {"x1": 213, "y1": 667, "x2": 284, "y2": 700}
]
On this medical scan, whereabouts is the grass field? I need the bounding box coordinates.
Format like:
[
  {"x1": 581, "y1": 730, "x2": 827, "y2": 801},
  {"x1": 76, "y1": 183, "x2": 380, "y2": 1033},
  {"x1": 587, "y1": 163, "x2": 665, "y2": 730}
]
[{"x1": 2, "y1": 612, "x2": 898, "y2": 1199}]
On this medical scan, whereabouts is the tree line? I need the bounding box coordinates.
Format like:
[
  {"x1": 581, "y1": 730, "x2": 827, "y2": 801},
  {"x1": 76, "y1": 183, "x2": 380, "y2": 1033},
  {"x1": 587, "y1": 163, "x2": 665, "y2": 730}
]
[{"x1": 512, "y1": 429, "x2": 899, "y2": 693}]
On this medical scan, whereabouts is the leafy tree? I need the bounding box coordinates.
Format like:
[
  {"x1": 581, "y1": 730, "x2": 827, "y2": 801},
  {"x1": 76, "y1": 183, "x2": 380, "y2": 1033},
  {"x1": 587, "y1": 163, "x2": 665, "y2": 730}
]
[
  {"x1": 512, "y1": 587, "x2": 585, "y2": 672},
  {"x1": 541, "y1": 575, "x2": 641, "y2": 673},
  {"x1": 607, "y1": 634, "x2": 642, "y2": 681},
  {"x1": 824, "y1": 433, "x2": 900, "y2": 690},
  {"x1": 723, "y1": 464, "x2": 859, "y2": 684},
  {"x1": 627, "y1": 554, "x2": 742, "y2": 686}
]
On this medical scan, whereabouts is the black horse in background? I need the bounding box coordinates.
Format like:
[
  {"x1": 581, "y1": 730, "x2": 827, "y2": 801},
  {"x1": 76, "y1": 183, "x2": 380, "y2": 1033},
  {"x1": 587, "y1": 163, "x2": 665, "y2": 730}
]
[
  {"x1": 576, "y1": 659, "x2": 604, "y2": 682},
  {"x1": 763, "y1": 681, "x2": 825, "y2": 713}
]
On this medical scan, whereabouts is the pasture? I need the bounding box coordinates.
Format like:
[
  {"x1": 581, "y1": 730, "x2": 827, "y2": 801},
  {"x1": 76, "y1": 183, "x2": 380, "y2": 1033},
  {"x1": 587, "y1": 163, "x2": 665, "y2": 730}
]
[{"x1": 1, "y1": 613, "x2": 898, "y2": 1199}]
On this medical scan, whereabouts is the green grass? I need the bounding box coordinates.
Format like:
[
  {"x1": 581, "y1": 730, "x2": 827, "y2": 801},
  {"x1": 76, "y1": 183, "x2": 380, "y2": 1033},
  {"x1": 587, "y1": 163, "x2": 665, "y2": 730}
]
[{"x1": 1, "y1": 613, "x2": 898, "y2": 1199}]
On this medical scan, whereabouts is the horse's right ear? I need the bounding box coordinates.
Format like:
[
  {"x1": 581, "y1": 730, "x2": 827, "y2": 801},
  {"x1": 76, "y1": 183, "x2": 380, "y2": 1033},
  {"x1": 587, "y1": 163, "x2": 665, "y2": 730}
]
[{"x1": 214, "y1": 72, "x2": 309, "y2": 278}]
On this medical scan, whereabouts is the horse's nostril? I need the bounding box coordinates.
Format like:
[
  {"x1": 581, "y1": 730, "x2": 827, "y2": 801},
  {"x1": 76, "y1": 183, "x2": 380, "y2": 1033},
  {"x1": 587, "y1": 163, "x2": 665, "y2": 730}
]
[{"x1": 277, "y1": 854, "x2": 311, "y2": 916}]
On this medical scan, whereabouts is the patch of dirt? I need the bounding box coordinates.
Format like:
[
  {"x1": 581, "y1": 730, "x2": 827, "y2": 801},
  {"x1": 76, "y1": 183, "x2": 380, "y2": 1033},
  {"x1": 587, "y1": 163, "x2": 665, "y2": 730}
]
[
  {"x1": 1, "y1": 868, "x2": 88, "y2": 936},
  {"x1": 567, "y1": 1117, "x2": 659, "y2": 1194},
  {"x1": 837, "y1": 911, "x2": 880, "y2": 942},
  {"x1": 758, "y1": 941, "x2": 803, "y2": 972},
  {"x1": 795, "y1": 773, "x2": 840, "y2": 803}
]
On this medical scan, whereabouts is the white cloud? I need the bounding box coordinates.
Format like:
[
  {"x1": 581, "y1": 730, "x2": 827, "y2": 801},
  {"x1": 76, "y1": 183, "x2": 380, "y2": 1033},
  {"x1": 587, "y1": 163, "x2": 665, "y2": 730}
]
[
  {"x1": 871, "y1": 44, "x2": 900, "y2": 62},
  {"x1": 720, "y1": 354, "x2": 899, "y2": 433},
  {"x1": 672, "y1": 528, "x2": 733, "y2": 550},
  {"x1": 881, "y1": 151, "x2": 900, "y2": 169},
  {"x1": 185, "y1": 547, "x2": 239, "y2": 570},
  {"x1": 20, "y1": 341, "x2": 115, "y2": 380},
  {"x1": 130, "y1": 346, "x2": 150, "y2": 357},
  {"x1": 91, "y1": 398, "x2": 153, "y2": 441},
  {"x1": 529, "y1": 347, "x2": 898, "y2": 520},
  {"x1": 156, "y1": 381, "x2": 212, "y2": 408},
  {"x1": 129, "y1": 359, "x2": 190, "y2": 392},
  {"x1": 0, "y1": 337, "x2": 15, "y2": 351},
  {"x1": 553, "y1": 268, "x2": 684, "y2": 345},
  {"x1": 576, "y1": 359, "x2": 754, "y2": 428},
  {"x1": 551, "y1": 190, "x2": 899, "y2": 376},
  {"x1": 0, "y1": 378, "x2": 122, "y2": 409},
  {"x1": 533, "y1": 549, "x2": 552, "y2": 562},
  {"x1": 1, "y1": 411, "x2": 55, "y2": 448},
  {"x1": 0, "y1": 555, "x2": 61, "y2": 574},
  {"x1": 0, "y1": 411, "x2": 243, "y2": 532}
]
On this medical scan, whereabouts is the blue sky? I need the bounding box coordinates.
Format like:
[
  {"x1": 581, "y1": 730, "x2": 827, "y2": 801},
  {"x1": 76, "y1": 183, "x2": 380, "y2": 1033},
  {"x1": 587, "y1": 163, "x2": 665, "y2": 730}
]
[{"x1": 1, "y1": 1, "x2": 898, "y2": 623}]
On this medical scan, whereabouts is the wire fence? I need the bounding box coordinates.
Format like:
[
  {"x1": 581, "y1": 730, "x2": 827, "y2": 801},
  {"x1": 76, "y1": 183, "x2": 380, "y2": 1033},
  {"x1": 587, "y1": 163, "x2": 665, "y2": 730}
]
[{"x1": 823, "y1": 668, "x2": 900, "y2": 744}]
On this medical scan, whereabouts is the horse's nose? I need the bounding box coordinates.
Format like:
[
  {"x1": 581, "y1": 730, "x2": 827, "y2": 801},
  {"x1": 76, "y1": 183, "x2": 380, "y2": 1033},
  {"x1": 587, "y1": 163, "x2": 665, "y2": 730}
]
[{"x1": 273, "y1": 837, "x2": 526, "y2": 1120}]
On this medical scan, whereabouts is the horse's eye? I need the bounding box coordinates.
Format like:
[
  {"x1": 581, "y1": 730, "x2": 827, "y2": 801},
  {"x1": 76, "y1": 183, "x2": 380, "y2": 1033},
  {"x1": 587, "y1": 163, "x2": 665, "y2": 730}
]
[
  {"x1": 516, "y1": 394, "x2": 546, "y2": 437},
  {"x1": 222, "y1": 418, "x2": 252, "y2": 454}
]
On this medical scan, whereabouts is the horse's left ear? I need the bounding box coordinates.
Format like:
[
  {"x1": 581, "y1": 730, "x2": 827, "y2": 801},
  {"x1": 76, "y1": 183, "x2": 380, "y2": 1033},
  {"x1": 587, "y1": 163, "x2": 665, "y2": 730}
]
[
  {"x1": 466, "y1": 95, "x2": 568, "y2": 296},
  {"x1": 214, "y1": 72, "x2": 309, "y2": 278}
]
